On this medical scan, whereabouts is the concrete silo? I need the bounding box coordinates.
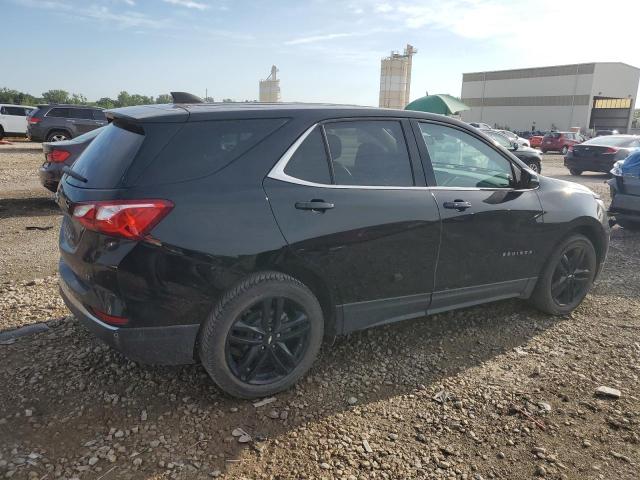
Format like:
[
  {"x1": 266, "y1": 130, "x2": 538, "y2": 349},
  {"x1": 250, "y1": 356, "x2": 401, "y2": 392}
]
[
  {"x1": 259, "y1": 65, "x2": 281, "y2": 102},
  {"x1": 379, "y1": 44, "x2": 417, "y2": 109}
]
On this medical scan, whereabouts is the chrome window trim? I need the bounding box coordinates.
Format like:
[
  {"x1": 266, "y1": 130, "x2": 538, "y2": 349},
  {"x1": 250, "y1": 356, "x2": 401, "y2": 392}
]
[{"x1": 267, "y1": 123, "x2": 538, "y2": 192}]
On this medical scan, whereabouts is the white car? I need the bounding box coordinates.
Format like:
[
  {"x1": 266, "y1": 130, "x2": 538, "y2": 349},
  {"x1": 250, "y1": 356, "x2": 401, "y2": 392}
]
[
  {"x1": 0, "y1": 104, "x2": 36, "y2": 139},
  {"x1": 497, "y1": 129, "x2": 530, "y2": 148}
]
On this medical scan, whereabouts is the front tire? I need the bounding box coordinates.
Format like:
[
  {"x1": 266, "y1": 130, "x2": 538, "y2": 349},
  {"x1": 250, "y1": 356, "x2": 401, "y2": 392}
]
[
  {"x1": 561, "y1": 146, "x2": 569, "y2": 155},
  {"x1": 528, "y1": 161, "x2": 541, "y2": 173},
  {"x1": 199, "y1": 271, "x2": 324, "y2": 399},
  {"x1": 530, "y1": 234, "x2": 596, "y2": 315}
]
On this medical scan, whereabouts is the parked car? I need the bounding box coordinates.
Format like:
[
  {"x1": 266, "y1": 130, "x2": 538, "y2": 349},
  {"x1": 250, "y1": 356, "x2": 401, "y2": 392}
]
[
  {"x1": 0, "y1": 104, "x2": 36, "y2": 139},
  {"x1": 529, "y1": 135, "x2": 543, "y2": 148},
  {"x1": 27, "y1": 104, "x2": 108, "y2": 142},
  {"x1": 608, "y1": 150, "x2": 640, "y2": 230},
  {"x1": 496, "y1": 129, "x2": 530, "y2": 148},
  {"x1": 56, "y1": 102, "x2": 609, "y2": 398},
  {"x1": 38, "y1": 127, "x2": 104, "y2": 192},
  {"x1": 541, "y1": 132, "x2": 584, "y2": 154},
  {"x1": 564, "y1": 135, "x2": 640, "y2": 176},
  {"x1": 482, "y1": 129, "x2": 542, "y2": 172}
]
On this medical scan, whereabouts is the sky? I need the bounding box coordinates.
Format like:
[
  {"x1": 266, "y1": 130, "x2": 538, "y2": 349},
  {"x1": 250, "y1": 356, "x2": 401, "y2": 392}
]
[{"x1": 2, "y1": 0, "x2": 640, "y2": 106}]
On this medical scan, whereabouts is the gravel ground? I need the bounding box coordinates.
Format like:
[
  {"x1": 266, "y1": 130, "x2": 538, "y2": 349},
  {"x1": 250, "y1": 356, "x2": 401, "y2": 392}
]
[{"x1": 0, "y1": 147, "x2": 638, "y2": 479}]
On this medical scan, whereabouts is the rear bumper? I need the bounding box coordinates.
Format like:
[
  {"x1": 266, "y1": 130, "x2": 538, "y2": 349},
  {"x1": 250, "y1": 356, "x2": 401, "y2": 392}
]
[
  {"x1": 564, "y1": 156, "x2": 614, "y2": 173},
  {"x1": 59, "y1": 270, "x2": 199, "y2": 365}
]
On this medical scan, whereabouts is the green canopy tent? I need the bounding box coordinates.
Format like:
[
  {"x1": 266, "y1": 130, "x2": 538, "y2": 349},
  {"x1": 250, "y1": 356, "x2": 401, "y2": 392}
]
[{"x1": 405, "y1": 94, "x2": 470, "y2": 115}]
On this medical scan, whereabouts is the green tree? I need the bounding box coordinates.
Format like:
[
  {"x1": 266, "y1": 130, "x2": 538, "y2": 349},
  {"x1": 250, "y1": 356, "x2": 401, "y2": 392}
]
[
  {"x1": 42, "y1": 89, "x2": 70, "y2": 104},
  {"x1": 69, "y1": 93, "x2": 88, "y2": 105},
  {"x1": 96, "y1": 97, "x2": 117, "y2": 109},
  {"x1": 155, "y1": 93, "x2": 172, "y2": 104}
]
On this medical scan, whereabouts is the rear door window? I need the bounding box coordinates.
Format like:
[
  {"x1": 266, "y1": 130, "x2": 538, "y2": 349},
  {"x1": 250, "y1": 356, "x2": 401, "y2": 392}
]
[
  {"x1": 93, "y1": 110, "x2": 107, "y2": 121},
  {"x1": 70, "y1": 108, "x2": 94, "y2": 120},
  {"x1": 324, "y1": 120, "x2": 414, "y2": 186},
  {"x1": 47, "y1": 108, "x2": 70, "y2": 118},
  {"x1": 283, "y1": 128, "x2": 331, "y2": 184}
]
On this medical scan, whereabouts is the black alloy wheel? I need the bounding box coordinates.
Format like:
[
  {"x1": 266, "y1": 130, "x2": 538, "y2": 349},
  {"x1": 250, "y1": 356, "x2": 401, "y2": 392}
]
[
  {"x1": 199, "y1": 271, "x2": 324, "y2": 398},
  {"x1": 550, "y1": 245, "x2": 592, "y2": 306},
  {"x1": 225, "y1": 296, "x2": 311, "y2": 384},
  {"x1": 530, "y1": 234, "x2": 596, "y2": 315}
]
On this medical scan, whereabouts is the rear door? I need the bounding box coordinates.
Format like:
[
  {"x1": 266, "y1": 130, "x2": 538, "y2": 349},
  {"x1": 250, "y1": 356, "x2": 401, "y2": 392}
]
[
  {"x1": 69, "y1": 108, "x2": 97, "y2": 135},
  {"x1": 264, "y1": 118, "x2": 441, "y2": 333},
  {"x1": 413, "y1": 120, "x2": 544, "y2": 312}
]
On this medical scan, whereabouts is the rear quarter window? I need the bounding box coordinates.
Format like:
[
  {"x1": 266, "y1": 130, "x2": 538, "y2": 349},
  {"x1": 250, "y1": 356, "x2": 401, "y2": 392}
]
[{"x1": 136, "y1": 118, "x2": 288, "y2": 185}]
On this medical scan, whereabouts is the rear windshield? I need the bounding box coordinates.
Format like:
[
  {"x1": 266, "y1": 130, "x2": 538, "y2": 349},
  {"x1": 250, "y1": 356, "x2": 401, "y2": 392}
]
[
  {"x1": 544, "y1": 132, "x2": 561, "y2": 139},
  {"x1": 583, "y1": 136, "x2": 638, "y2": 147},
  {"x1": 66, "y1": 123, "x2": 144, "y2": 188}
]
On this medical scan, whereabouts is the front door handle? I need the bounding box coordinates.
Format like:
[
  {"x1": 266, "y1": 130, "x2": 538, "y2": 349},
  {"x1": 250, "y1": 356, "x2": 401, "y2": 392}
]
[
  {"x1": 443, "y1": 200, "x2": 472, "y2": 211},
  {"x1": 295, "y1": 200, "x2": 334, "y2": 212}
]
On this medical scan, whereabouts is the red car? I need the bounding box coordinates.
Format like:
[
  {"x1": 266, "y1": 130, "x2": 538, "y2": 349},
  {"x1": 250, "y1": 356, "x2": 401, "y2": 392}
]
[
  {"x1": 541, "y1": 132, "x2": 584, "y2": 154},
  {"x1": 529, "y1": 135, "x2": 543, "y2": 148}
]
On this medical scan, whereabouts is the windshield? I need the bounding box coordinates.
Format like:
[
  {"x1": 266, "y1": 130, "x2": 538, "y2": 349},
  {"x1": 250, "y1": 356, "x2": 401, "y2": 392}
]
[{"x1": 486, "y1": 131, "x2": 511, "y2": 148}]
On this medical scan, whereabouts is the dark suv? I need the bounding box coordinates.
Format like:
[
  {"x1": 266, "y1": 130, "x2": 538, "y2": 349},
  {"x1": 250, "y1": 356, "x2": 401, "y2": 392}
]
[
  {"x1": 27, "y1": 104, "x2": 108, "y2": 142},
  {"x1": 57, "y1": 103, "x2": 609, "y2": 398}
]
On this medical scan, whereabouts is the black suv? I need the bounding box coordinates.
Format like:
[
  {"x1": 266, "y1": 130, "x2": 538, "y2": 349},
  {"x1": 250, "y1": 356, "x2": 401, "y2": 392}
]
[
  {"x1": 27, "y1": 104, "x2": 108, "y2": 142},
  {"x1": 57, "y1": 103, "x2": 609, "y2": 398}
]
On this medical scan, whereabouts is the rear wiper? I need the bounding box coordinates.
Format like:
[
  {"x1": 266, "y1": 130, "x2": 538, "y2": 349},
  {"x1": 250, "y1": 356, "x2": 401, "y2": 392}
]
[{"x1": 62, "y1": 166, "x2": 88, "y2": 183}]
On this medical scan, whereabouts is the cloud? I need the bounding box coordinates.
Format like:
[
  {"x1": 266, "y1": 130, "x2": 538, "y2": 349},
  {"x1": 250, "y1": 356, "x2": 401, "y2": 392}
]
[
  {"x1": 285, "y1": 32, "x2": 358, "y2": 46},
  {"x1": 163, "y1": 0, "x2": 209, "y2": 10}
]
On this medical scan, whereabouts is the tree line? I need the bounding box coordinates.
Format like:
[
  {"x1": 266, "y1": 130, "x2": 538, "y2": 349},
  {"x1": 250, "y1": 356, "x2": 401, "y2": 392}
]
[
  {"x1": 0, "y1": 87, "x2": 261, "y2": 108},
  {"x1": 0, "y1": 87, "x2": 177, "y2": 108}
]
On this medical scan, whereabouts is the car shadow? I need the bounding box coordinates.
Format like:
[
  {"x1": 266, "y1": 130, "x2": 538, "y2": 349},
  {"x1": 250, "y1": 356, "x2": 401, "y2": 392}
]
[{"x1": 0, "y1": 298, "x2": 563, "y2": 478}]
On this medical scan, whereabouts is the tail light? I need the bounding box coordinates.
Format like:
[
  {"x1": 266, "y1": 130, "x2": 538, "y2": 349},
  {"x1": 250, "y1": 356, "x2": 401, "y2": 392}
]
[
  {"x1": 28, "y1": 117, "x2": 41, "y2": 124},
  {"x1": 92, "y1": 308, "x2": 129, "y2": 326},
  {"x1": 46, "y1": 149, "x2": 71, "y2": 163},
  {"x1": 72, "y1": 199, "x2": 173, "y2": 240},
  {"x1": 605, "y1": 147, "x2": 619, "y2": 154}
]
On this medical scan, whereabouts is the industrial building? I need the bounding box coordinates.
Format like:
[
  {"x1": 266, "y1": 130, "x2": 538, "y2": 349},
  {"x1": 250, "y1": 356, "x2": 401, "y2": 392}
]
[
  {"x1": 259, "y1": 65, "x2": 281, "y2": 102},
  {"x1": 379, "y1": 44, "x2": 417, "y2": 110},
  {"x1": 460, "y1": 62, "x2": 639, "y2": 133}
]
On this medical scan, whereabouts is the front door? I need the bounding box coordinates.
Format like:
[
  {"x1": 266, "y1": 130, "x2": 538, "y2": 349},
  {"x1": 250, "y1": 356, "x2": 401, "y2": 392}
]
[
  {"x1": 264, "y1": 119, "x2": 441, "y2": 333},
  {"x1": 413, "y1": 121, "x2": 545, "y2": 312}
]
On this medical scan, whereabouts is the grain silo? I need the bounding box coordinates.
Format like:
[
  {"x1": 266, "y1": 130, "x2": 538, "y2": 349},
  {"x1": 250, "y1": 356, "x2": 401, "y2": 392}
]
[
  {"x1": 259, "y1": 65, "x2": 281, "y2": 102},
  {"x1": 379, "y1": 44, "x2": 417, "y2": 109}
]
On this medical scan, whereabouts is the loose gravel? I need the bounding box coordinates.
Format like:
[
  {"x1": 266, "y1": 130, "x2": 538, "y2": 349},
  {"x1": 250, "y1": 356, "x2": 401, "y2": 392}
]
[{"x1": 1, "y1": 148, "x2": 638, "y2": 479}]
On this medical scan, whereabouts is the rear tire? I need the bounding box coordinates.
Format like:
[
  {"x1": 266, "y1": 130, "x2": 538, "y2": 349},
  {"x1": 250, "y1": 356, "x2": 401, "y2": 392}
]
[
  {"x1": 0, "y1": 127, "x2": 4, "y2": 140},
  {"x1": 569, "y1": 169, "x2": 582, "y2": 176},
  {"x1": 529, "y1": 234, "x2": 596, "y2": 315},
  {"x1": 561, "y1": 146, "x2": 569, "y2": 155},
  {"x1": 46, "y1": 130, "x2": 70, "y2": 142},
  {"x1": 199, "y1": 271, "x2": 324, "y2": 399}
]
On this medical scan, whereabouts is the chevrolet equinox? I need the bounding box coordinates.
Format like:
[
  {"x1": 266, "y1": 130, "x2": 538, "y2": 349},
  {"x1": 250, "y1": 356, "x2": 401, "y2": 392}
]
[{"x1": 57, "y1": 102, "x2": 609, "y2": 398}]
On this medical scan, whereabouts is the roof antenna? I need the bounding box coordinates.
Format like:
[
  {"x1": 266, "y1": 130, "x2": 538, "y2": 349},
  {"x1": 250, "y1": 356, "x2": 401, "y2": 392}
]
[{"x1": 170, "y1": 92, "x2": 204, "y2": 104}]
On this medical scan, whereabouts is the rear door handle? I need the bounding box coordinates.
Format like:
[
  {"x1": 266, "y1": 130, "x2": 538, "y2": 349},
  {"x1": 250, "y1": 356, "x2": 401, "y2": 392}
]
[
  {"x1": 443, "y1": 200, "x2": 472, "y2": 211},
  {"x1": 295, "y1": 200, "x2": 334, "y2": 212}
]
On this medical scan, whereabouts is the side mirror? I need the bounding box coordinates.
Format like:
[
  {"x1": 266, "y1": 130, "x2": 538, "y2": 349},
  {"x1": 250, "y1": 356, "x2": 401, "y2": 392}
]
[{"x1": 521, "y1": 169, "x2": 539, "y2": 189}]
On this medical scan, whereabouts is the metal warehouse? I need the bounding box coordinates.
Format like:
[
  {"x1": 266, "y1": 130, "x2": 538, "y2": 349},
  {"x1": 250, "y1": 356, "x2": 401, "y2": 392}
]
[{"x1": 460, "y1": 62, "x2": 639, "y2": 133}]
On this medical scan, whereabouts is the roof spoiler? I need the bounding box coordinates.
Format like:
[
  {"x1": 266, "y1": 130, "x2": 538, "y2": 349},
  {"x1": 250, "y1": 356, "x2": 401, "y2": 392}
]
[{"x1": 171, "y1": 92, "x2": 204, "y2": 104}]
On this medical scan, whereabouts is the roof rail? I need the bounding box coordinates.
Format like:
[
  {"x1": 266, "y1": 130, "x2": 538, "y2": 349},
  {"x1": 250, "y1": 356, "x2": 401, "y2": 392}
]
[{"x1": 170, "y1": 92, "x2": 204, "y2": 104}]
